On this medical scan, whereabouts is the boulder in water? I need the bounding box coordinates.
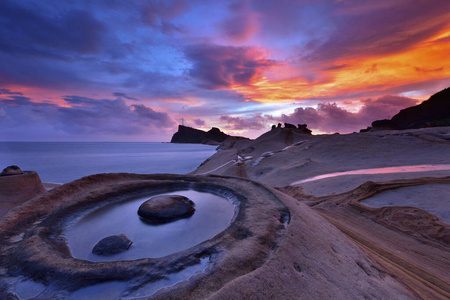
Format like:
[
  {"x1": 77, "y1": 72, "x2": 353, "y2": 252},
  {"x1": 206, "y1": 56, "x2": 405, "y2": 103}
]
[
  {"x1": 138, "y1": 195, "x2": 195, "y2": 224},
  {"x1": 92, "y1": 234, "x2": 132, "y2": 256}
]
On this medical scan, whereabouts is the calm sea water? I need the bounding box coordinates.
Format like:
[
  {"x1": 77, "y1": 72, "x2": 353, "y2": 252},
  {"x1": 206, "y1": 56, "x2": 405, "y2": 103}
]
[{"x1": 0, "y1": 142, "x2": 216, "y2": 183}]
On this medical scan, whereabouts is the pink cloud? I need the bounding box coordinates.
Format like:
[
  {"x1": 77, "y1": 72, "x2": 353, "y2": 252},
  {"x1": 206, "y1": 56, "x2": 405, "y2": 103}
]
[
  {"x1": 220, "y1": 114, "x2": 267, "y2": 130},
  {"x1": 281, "y1": 95, "x2": 419, "y2": 133},
  {"x1": 221, "y1": 1, "x2": 259, "y2": 42}
]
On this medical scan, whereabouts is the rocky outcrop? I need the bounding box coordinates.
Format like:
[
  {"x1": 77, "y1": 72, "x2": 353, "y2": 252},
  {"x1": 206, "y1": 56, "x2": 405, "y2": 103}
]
[
  {"x1": 0, "y1": 173, "x2": 414, "y2": 299},
  {"x1": 170, "y1": 125, "x2": 229, "y2": 145},
  {"x1": 271, "y1": 123, "x2": 312, "y2": 134},
  {"x1": 0, "y1": 166, "x2": 45, "y2": 218},
  {"x1": 365, "y1": 87, "x2": 450, "y2": 131},
  {"x1": 138, "y1": 195, "x2": 195, "y2": 223},
  {"x1": 92, "y1": 234, "x2": 132, "y2": 256},
  {"x1": 0, "y1": 166, "x2": 24, "y2": 176}
]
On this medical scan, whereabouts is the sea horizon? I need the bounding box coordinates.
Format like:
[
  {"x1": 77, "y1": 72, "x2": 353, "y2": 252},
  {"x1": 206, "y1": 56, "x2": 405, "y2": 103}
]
[{"x1": 0, "y1": 142, "x2": 217, "y2": 184}]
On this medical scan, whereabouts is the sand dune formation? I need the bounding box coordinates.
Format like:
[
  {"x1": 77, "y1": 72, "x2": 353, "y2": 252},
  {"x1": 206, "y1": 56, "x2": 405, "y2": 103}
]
[{"x1": 0, "y1": 89, "x2": 449, "y2": 299}]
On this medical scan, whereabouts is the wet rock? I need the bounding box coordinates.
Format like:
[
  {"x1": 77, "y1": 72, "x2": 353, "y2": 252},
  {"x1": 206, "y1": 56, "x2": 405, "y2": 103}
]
[
  {"x1": 92, "y1": 234, "x2": 132, "y2": 256},
  {"x1": 1, "y1": 166, "x2": 24, "y2": 176},
  {"x1": 138, "y1": 195, "x2": 195, "y2": 224}
]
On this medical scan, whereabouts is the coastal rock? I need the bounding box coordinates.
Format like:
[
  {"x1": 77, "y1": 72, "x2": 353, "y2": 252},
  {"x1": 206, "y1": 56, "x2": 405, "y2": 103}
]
[
  {"x1": 284, "y1": 123, "x2": 297, "y2": 129},
  {"x1": 138, "y1": 195, "x2": 195, "y2": 223},
  {"x1": 170, "y1": 125, "x2": 229, "y2": 144},
  {"x1": 1, "y1": 165, "x2": 24, "y2": 176},
  {"x1": 92, "y1": 234, "x2": 132, "y2": 256},
  {"x1": 368, "y1": 86, "x2": 450, "y2": 131},
  {"x1": 0, "y1": 168, "x2": 45, "y2": 218}
]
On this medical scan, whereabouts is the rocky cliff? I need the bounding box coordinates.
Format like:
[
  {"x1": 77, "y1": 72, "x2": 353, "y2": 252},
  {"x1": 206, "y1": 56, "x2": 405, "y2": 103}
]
[
  {"x1": 170, "y1": 125, "x2": 230, "y2": 145},
  {"x1": 364, "y1": 87, "x2": 450, "y2": 131}
]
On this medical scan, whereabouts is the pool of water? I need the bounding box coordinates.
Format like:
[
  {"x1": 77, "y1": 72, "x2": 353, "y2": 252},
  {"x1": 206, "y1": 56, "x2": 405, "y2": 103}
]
[
  {"x1": 64, "y1": 190, "x2": 236, "y2": 262},
  {"x1": 291, "y1": 164, "x2": 450, "y2": 185}
]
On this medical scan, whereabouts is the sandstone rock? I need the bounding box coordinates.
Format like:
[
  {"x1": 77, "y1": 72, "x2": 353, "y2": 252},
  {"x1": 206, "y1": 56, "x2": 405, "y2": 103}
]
[
  {"x1": 138, "y1": 195, "x2": 195, "y2": 224},
  {"x1": 1, "y1": 165, "x2": 24, "y2": 176},
  {"x1": 92, "y1": 234, "x2": 132, "y2": 256},
  {"x1": 170, "y1": 125, "x2": 230, "y2": 144},
  {"x1": 284, "y1": 123, "x2": 297, "y2": 129}
]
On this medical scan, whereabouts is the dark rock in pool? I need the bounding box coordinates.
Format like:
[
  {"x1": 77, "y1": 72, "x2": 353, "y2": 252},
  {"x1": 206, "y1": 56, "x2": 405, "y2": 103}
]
[
  {"x1": 92, "y1": 234, "x2": 132, "y2": 256},
  {"x1": 138, "y1": 195, "x2": 195, "y2": 224}
]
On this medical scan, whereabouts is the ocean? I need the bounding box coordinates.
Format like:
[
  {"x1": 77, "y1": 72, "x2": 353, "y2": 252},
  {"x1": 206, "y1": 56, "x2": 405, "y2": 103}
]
[{"x1": 0, "y1": 142, "x2": 216, "y2": 183}]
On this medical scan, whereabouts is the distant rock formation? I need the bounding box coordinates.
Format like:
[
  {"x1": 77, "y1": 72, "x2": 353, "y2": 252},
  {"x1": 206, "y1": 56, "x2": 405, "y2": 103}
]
[
  {"x1": 170, "y1": 125, "x2": 229, "y2": 145},
  {"x1": 271, "y1": 123, "x2": 312, "y2": 135},
  {"x1": 363, "y1": 87, "x2": 450, "y2": 132},
  {"x1": 284, "y1": 123, "x2": 297, "y2": 129}
]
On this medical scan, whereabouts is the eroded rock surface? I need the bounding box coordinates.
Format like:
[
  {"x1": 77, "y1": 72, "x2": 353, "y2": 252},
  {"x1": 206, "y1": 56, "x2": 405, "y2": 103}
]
[
  {"x1": 0, "y1": 173, "x2": 413, "y2": 299},
  {"x1": 138, "y1": 195, "x2": 195, "y2": 223},
  {"x1": 92, "y1": 234, "x2": 132, "y2": 256},
  {"x1": 1, "y1": 165, "x2": 24, "y2": 176}
]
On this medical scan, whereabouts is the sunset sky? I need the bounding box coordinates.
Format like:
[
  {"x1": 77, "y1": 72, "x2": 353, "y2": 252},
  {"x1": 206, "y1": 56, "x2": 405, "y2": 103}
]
[{"x1": 1, "y1": 0, "x2": 449, "y2": 141}]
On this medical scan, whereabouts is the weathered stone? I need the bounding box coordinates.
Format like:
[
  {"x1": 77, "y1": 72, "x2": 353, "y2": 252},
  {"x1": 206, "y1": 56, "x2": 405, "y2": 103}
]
[
  {"x1": 138, "y1": 195, "x2": 195, "y2": 224},
  {"x1": 284, "y1": 123, "x2": 297, "y2": 129},
  {"x1": 1, "y1": 166, "x2": 24, "y2": 176},
  {"x1": 92, "y1": 234, "x2": 132, "y2": 256}
]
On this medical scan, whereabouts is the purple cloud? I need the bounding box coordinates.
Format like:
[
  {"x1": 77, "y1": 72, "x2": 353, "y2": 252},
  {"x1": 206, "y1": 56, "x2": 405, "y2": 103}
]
[
  {"x1": 185, "y1": 44, "x2": 277, "y2": 90},
  {"x1": 220, "y1": 115, "x2": 267, "y2": 130},
  {"x1": 281, "y1": 95, "x2": 419, "y2": 133},
  {"x1": 1, "y1": 94, "x2": 176, "y2": 140},
  {"x1": 141, "y1": 0, "x2": 187, "y2": 34},
  {"x1": 0, "y1": 1, "x2": 106, "y2": 56},
  {"x1": 113, "y1": 92, "x2": 138, "y2": 100},
  {"x1": 193, "y1": 118, "x2": 205, "y2": 126},
  {"x1": 0, "y1": 89, "x2": 23, "y2": 96}
]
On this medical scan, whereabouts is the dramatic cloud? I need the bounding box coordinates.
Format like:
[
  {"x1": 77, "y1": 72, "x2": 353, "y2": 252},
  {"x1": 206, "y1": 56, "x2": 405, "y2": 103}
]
[
  {"x1": 221, "y1": 1, "x2": 259, "y2": 42},
  {"x1": 185, "y1": 44, "x2": 277, "y2": 90},
  {"x1": 281, "y1": 95, "x2": 419, "y2": 133},
  {"x1": 0, "y1": 1, "x2": 106, "y2": 57},
  {"x1": 0, "y1": 94, "x2": 176, "y2": 140},
  {"x1": 220, "y1": 115, "x2": 267, "y2": 131},
  {"x1": 0, "y1": 0, "x2": 449, "y2": 141}
]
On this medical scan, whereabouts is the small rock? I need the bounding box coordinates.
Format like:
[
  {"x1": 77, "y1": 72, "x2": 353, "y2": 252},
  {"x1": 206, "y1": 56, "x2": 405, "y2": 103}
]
[
  {"x1": 92, "y1": 234, "x2": 132, "y2": 256},
  {"x1": 138, "y1": 195, "x2": 195, "y2": 224},
  {"x1": 1, "y1": 165, "x2": 24, "y2": 176}
]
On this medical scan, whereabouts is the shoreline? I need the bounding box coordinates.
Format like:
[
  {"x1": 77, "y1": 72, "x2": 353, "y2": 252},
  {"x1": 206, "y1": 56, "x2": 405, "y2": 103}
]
[{"x1": 1, "y1": 126, "x2": 449, "y2": 298}]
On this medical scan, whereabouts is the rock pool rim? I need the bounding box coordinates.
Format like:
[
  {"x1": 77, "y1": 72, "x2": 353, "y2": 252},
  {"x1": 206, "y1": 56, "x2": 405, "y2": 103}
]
[{"x1": 0, "y1": 173, "x2": 290, "y2": 298}]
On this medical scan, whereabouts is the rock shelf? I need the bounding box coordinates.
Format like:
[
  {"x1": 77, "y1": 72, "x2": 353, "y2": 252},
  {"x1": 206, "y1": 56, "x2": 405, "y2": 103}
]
[{"x1": 0, "y1": 173, "x2": 413, "y2": 299}]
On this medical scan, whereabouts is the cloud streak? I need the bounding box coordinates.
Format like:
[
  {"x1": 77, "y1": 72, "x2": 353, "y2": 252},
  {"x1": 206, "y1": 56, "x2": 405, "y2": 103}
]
[{"x1": 0, "y1": 93, "x2": 176, "y2": 140}]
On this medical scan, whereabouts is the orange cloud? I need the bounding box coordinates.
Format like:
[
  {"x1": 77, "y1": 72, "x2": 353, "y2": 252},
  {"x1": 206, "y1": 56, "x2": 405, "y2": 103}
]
[{"x1": 230, "y1": 27, "x2": 450, "y2": 103}]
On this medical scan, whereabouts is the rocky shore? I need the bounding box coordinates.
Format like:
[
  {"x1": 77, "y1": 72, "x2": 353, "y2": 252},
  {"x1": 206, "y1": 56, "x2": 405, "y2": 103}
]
[{"x1": 0, "y1": 125, "x2": 449, "y2": 298}]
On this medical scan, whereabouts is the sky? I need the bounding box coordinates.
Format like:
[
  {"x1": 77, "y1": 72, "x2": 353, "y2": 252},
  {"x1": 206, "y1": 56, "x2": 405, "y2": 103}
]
[{"x1": 0, "y1": 0, "x2": 449, "y2": 142}]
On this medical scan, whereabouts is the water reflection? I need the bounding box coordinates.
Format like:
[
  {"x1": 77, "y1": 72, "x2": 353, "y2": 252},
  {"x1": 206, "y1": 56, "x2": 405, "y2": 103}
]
[
  {"x1": 291, "y1": 164, "x2": 450, "y2": 185},
  {"x1": 64, "y1": 190, "x2": 235, "y2": 262}
]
